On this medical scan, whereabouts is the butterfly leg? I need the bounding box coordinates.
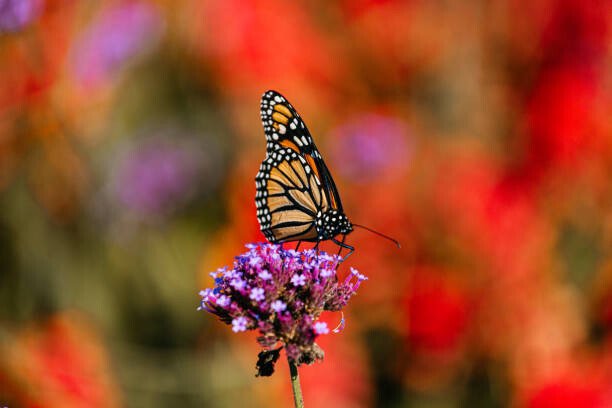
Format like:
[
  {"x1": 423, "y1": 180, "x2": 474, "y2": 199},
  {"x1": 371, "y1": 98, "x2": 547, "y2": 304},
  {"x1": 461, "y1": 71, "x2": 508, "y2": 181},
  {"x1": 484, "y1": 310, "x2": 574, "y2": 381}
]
[
  {"x1": 332, "y1": 236, "x2": 354, "y2": 262},
  {"x1": 336, "y1": 234, "x2": 346, "y2": 258},
  {"x1": 295, "y1": 241, "x2": 302, "y2": 252},
  {"x1": 277, "y1": 241, "x2": 287, "y2": 274}
]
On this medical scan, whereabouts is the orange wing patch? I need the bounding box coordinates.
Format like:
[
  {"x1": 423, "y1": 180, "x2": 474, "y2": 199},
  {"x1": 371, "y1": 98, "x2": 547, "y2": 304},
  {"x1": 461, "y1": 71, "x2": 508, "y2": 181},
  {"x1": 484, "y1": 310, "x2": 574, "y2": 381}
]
[
  {"x1": 271, "y1": 209, "x2": 313, "y2": 226},
  {"x1": 271, "y1": 103, "x2": 294, "y2": 133},
  {"x1": 272, "y1": 112, "x2": 289, "y2": 125},
  {"x1": 269, "y1": 166, "x2": 296, "y2": 189},
  {"x1": 273, "y1": 103, "x2": 292, "y2": 118},
  {"x1": 280, "y1": 139, "x2": 300, "y2": 152},
  {"x1": 288, "y1": 188, "x2": 317, "y2": 213},
  {"x1": 276, "y1": 161, "x2": 306, "y2": 189},
  {"x1": 260, "y1": 155, "x2": 324, "y2": 243},
  {"x1": 271, "y1": 224, "x2": 318, "y2": 242},
  {"x1": 304, "y1": 155, "x2": 319, "y2": 178},
  {"x1": 303, "y1": 155, "x2": 338, "y2": 210}
]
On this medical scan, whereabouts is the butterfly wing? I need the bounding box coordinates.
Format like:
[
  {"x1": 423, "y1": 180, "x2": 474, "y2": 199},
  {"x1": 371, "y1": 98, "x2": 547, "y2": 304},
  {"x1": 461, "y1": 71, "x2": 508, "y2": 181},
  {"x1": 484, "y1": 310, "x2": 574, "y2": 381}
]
[
  {"x1": 260, "y1": 90, "x2": 344, "y2": 212},
  {"x1": 255, "y1": 147, "x2": 330, "y2": 243}
]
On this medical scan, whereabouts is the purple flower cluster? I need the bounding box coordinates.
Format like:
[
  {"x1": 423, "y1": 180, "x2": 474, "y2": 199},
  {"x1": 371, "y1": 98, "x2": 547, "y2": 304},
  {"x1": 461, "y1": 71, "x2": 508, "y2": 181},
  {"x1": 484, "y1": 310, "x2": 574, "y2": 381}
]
[{"x1": 198, "y1": 243, "x2": 367, "y2": 372}]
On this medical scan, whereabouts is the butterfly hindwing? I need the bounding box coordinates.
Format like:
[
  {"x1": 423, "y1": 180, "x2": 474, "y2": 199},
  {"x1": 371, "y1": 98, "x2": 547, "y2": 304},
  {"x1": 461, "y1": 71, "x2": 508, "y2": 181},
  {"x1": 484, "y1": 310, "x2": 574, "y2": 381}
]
[{"x1": 255, "y1": 146, "x2": 330, "y2": 243}]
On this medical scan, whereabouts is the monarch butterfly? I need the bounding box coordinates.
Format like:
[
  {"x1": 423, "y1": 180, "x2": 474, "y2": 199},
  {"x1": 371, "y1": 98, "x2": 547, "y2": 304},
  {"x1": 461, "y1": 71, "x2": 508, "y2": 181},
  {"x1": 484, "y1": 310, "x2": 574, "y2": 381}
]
[{"x1": 254, "y1": 90, "x2": 354, "y2": 254}]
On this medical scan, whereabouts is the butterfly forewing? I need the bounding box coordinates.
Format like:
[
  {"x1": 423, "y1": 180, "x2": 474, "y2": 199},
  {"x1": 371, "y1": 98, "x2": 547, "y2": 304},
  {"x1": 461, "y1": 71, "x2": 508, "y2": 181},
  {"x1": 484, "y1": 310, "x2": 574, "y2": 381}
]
[{"x1": 260, "y1": 91, "x2": 315, "y2": 153}]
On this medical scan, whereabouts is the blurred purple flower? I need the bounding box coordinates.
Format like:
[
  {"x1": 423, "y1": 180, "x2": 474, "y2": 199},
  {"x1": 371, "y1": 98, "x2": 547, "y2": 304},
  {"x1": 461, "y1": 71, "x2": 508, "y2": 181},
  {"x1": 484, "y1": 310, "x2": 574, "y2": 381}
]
[
  {"x1": 113, "y1": 138, "x2": 203, "y2": 219},
  {"x1": 199, "y1": 243, "x2": 366, "y2": 375},
  {"x1": 72, "y1": 1, "x2": 163, "y2": 87},
  {"x1": 0, "y1": 0, "x2": 42, "y2": 33},
  {"x1": 330, "y1": 114, "x2": 411, "y2": 181}
]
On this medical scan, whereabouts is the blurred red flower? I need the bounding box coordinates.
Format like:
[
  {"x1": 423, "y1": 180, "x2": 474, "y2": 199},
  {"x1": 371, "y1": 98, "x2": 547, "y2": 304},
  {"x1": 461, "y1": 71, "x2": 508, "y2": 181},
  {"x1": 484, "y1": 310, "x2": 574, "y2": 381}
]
[
  {"x1": 524, "y1": 68, "x2": 598, "y2": 174},
  {"x1": 431, "y1": 151, "x2": 552, "y2": 282},
  {"x1": 520, "y1": 0, "x2": 609, "y2": 180},
  {"x1": 0, "y1": 0, "x2": 76, "y2": 112},
  {"x1": 525, "y1": 373, "x2": 608, "y2": 408},
  {"x1": 0, "y1": 313, "x2": 121, "y2": 408},
  {"x1": 538, "y1": 0, "x2": 608, "y2": 67},
  {"x1": 404, "y1": 268, "x2": 471, "y2": 355},
  {"x1": 195, "y1": 0, "x2": 342, "y2": 95},
  {"x1": 298, "y1": 333, "x2": 372, "y2": 408}
]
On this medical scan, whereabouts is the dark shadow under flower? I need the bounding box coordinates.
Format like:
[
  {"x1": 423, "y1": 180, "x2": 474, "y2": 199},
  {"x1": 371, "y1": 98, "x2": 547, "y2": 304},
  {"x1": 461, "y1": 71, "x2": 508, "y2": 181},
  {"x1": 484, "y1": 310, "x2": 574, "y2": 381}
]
[{"x1": 198, "y1": 243, "x2": 367, "y2": 375}]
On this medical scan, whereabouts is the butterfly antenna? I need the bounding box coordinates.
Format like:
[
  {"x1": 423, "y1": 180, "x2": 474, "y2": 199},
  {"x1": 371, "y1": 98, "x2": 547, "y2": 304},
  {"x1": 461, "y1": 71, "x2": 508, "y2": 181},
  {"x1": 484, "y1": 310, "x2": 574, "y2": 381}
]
[{"x1": 352, "y1": 223, "x2": 401, "y2": 248}]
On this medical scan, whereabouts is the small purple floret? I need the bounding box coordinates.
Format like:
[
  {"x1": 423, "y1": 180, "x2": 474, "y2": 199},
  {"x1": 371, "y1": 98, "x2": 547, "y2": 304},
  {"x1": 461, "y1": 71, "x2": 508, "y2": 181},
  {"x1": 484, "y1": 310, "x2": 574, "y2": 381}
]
[
  {"x1": 216, "y1": 295, "x2": 230, "y2": 307},
  {"x1": 350, "y1": 267, "x2": 368, "y2": 282},
  {"x1": 271, "y1": 300, "x2": 287, "y2": 313},
  {"x1": 291, "y1": 274, "x2": 307, "y2": 287},
  {"x1": 250, "y1": 287, "x2": 265, "y2": 302},
  {"x1": 258, "y1": 270, "x2": 272, "y2": 280},
  {"x1": 313, "y1": 322, "x2": 330, "y2": 335},
  {"x1": 232, "y1": 316, "x2": 248, "y2": 333},
  {"x1": 198, "y1": 243, "x2": 366, "y2": 367},
  {"x1": 230, "y1": 278, "x2": 246, "y2": 291}
]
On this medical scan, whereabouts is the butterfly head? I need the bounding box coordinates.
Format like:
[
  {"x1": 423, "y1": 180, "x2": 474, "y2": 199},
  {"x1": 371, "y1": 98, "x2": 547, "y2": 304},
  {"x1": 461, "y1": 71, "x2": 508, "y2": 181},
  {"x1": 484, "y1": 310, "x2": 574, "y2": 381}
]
[{"x1": 316, "y1": 209, "x2": 353, "y2": 241}]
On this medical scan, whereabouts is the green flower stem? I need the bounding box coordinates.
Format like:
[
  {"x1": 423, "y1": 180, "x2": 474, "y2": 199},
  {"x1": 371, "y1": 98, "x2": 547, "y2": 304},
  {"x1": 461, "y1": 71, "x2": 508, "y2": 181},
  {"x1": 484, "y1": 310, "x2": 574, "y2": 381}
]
[{"x1": 288, "y1": 357, "x2": 304, "y2": 408}]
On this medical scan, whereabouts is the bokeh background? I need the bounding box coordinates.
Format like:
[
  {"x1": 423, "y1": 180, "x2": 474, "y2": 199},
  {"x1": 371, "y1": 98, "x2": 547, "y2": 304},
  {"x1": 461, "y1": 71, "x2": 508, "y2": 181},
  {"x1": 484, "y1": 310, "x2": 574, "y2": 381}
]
[{"x1": 0, "y1": 0, "x2": 611, "y2": 407}]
